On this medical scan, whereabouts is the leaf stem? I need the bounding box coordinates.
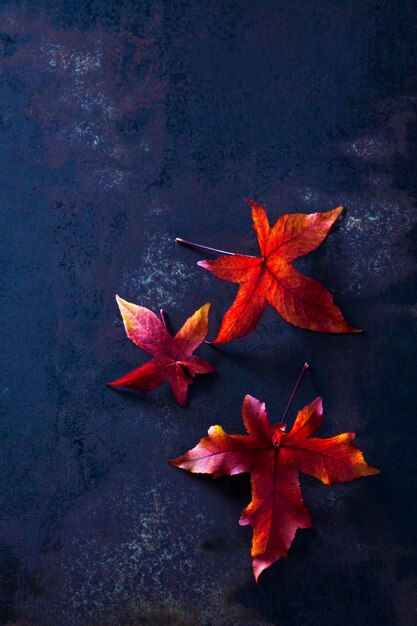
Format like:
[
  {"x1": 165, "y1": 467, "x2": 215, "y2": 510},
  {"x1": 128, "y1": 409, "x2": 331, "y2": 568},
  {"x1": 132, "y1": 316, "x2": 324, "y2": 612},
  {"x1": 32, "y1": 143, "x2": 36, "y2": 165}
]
[
  {"x1": 280, "y1": 362, "x2": 309, "y2": 423},
  {"x1": 175, "y1": 237, "x2": 236, "y2": 256},
  {"x1": 160, "y1": 309, "x2": 167, "y2": 330}
]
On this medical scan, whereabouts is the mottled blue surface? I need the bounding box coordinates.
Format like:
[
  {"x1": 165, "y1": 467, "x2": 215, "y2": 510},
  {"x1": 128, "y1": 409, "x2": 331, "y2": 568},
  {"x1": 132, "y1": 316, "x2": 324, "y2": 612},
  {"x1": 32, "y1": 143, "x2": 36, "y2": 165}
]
[{"x1": 0, "y1": 1, "x2": 416, "y2": 624}]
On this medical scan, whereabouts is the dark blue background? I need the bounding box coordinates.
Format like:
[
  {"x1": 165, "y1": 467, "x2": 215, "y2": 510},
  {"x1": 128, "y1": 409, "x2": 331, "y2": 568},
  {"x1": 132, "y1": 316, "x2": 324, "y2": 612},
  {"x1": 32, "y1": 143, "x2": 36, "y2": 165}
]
[{"x1": 0, "y1": 1, "x2": 416, "y2": 624}]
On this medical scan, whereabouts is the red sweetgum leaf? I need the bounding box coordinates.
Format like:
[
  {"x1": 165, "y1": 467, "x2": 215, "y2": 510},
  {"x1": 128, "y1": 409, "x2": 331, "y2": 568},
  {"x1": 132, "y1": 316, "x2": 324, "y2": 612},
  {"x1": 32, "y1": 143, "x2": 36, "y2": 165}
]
[
  {"x1": 170, "y1": 395, "x2": 379, "y2": 580},
  {"x1": 187, "y1": 200, "x2": 360, "y2": 343},
  {"x1": 107, "y1": 297, "x2": 215, "y2": 407}
]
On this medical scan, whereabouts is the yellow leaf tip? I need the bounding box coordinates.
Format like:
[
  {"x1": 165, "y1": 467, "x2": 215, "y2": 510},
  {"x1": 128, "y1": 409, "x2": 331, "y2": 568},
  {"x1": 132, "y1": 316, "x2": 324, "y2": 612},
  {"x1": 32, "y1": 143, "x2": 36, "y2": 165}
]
[{"x1": 115, "y1": 294, "x2": 128, "y2": 307}]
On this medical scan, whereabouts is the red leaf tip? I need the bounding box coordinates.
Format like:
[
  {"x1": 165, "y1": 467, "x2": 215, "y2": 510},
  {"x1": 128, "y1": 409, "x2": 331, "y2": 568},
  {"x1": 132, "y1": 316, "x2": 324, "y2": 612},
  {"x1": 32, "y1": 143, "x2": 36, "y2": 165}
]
[{"x1": 313, "y1": 396, "x2": 323, "y2": 413}]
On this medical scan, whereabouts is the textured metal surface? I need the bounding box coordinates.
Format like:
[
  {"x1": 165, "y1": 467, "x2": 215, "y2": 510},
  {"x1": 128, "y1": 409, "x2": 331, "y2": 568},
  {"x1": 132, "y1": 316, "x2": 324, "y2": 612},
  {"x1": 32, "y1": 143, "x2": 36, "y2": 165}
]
[{"x1": 0, "y1": 1, "x2": 416, "y2": 624}]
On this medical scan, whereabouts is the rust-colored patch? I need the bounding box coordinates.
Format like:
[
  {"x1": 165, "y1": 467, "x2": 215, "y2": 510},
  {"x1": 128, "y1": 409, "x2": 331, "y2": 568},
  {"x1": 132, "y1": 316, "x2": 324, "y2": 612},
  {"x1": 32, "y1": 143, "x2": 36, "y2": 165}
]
[{"x1": 0, "y1": 7, "x2": 167, "y2": 210}]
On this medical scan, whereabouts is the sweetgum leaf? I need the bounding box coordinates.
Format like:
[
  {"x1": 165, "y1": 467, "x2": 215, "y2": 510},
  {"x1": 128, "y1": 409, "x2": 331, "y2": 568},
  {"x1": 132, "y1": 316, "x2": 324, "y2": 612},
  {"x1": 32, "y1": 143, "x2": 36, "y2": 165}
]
[
  {"x1": 197, "y1": 200, "x2": 359, "y2": 343},
  {"x1": 171, "y1": 395, "x2": 379, "y2": 580},
  {"x1": 108, "y1": 297, "x2": 215, "y2": 407}
]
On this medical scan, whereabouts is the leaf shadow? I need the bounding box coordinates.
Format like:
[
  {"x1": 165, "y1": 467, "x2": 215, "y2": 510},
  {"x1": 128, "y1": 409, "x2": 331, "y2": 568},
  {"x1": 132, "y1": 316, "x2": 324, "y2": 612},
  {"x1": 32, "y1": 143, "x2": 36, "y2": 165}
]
[{"x1": 185, "y1": 471, "x2": 251, "y2": 510}]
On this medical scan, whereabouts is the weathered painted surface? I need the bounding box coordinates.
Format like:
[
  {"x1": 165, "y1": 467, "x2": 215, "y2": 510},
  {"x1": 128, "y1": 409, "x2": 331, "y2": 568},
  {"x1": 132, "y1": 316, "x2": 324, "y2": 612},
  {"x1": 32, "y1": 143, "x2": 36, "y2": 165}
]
[{"x1": 0, "y1": 1, "x2": 416, "y2": 624}]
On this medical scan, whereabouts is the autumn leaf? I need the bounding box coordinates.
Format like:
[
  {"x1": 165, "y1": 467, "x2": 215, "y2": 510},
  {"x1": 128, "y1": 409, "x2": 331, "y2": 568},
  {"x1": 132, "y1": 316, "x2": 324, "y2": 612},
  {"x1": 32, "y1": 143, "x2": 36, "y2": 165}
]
[
  {"x1": 107, "y1": 297, "x2": 215, "y2": 407},
  {"x1": 170, "y1": 391, "x2": 379, "y2": 580},
  {"x1": 177, "y1": 200, "x2": 358, "y2": 343}
]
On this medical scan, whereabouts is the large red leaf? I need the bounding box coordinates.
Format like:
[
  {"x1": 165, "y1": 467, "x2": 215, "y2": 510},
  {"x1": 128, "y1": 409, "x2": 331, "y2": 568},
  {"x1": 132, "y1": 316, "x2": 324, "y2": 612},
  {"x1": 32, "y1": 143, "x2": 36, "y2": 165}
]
[
  {"x1": 107, "y1": 297, "x2": 215, "y2": 407},
  {"x1": 197, "y1": 200, "x2": 358, "y2": 343},
  {"x1": 170, "y1": 395, "x2": 379, "y2": 580}
]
